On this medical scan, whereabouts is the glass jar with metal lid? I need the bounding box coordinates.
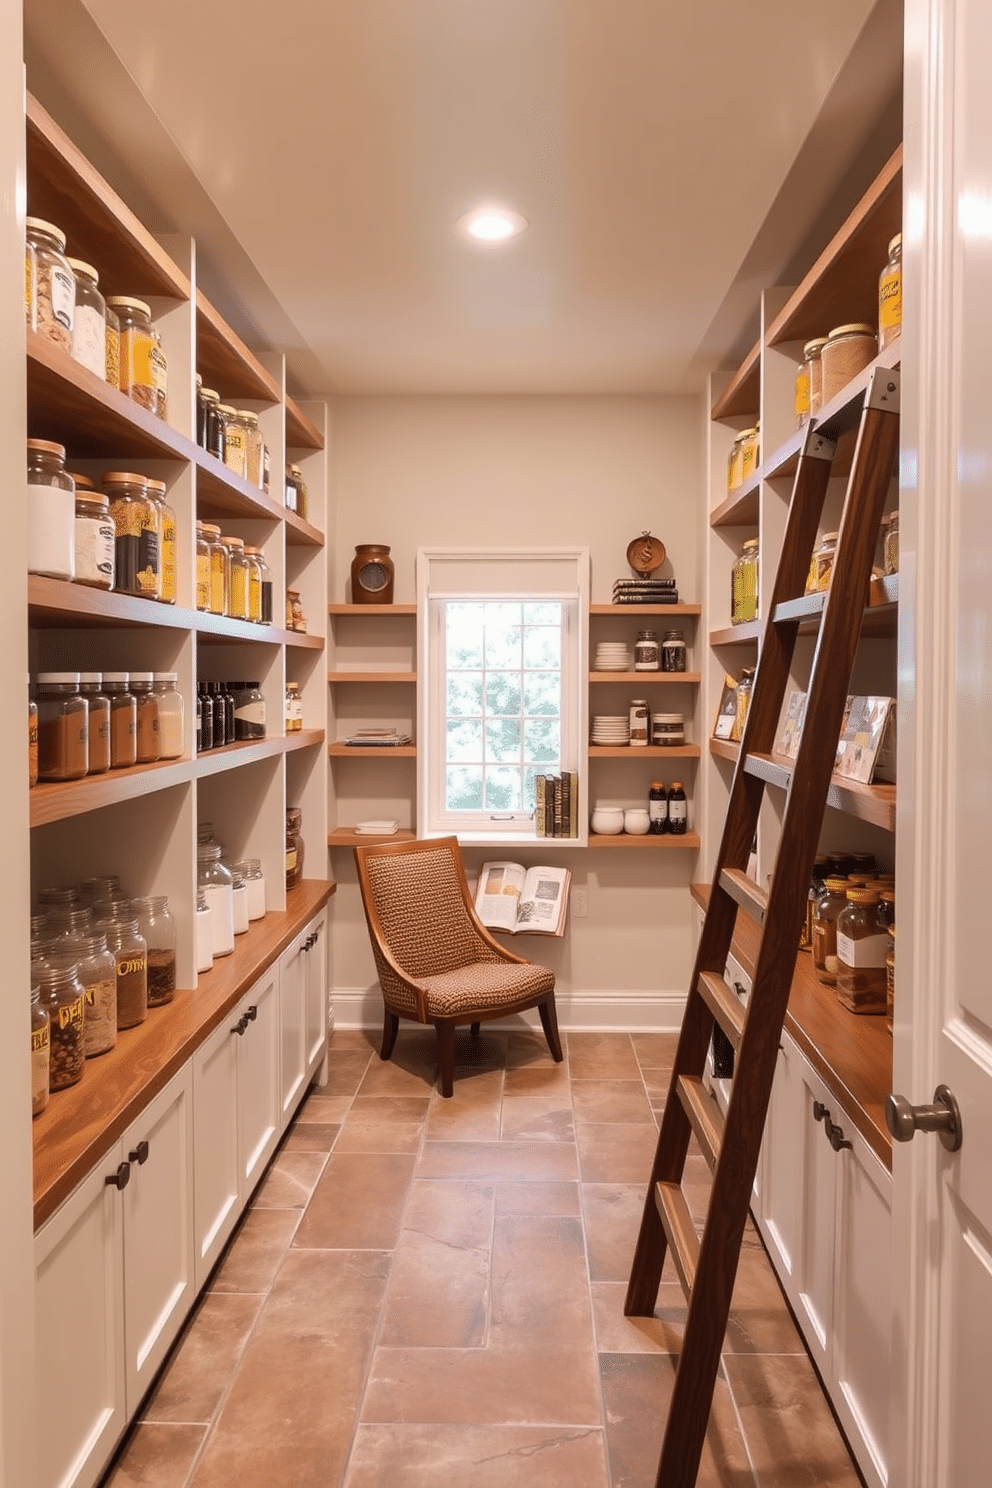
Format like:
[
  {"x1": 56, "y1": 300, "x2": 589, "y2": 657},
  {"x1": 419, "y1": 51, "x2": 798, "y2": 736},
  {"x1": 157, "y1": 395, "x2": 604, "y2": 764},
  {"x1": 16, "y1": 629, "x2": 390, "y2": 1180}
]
[
  {"x1": 153, "y1": 673, "x2": 184, "y2": 759},
  {"x1": 224, "y1": 536, "x2": 249, "y2": 620},
  {"x1": 66, "y1": 259, "x2": 106, "y2": 379},
  {"x1": 633, "y1": 630, "x2": 659, "y2": 670},
  {"x1": 36, "y1": 673, "x2": 89, "y2": 781},
  {"x1": 835, "y1": 887, "x2": 889, "y2": 1013},
  {"x1": 285, "y1": 681, "x2": 303, "y2": 732},
  {"x1": 31, "y1": 985, "x2": 50, "y2": 1116},
  {"x1": 103, "y1": 673, "x2": 137, "y2": 768},
  {"x1": 805, "y1": 531, "x2": 839, "y2": 594},
  {"x1": 106, "y1": 296, "x2": 156, "y2": 410},
  {"x1": 820, "y1": 322, "x2": 878, "y2": 405},
  {"x1": 878, "y1": 234, "x2": 902, "y2": 350},
  {"x1": 739, "y1": 425, "x2": 760, "y2": 483},
  {"x1": 25, "y1": 236, "x2": 36, "y2": 331},
  {"x1": 226, "y1": 864, "x2": 250, "y2": 936},
  {"x1": 79, "y1": 674, "x2": 110, "y2": 774},
  {"x1": 147, "y1": 478, "x2": 176, "y2": 603},
  {"x1": 286, "y1": 463, "x2": 308, "y2": 519},
  {"x1": 661, "y1": 630, "x2": 686, "y2": 672},
  {"x1": 202, "y1": 523, "x2": 228, "y2": 615},
  {"x1": 199, "y1": 387, "x2": 224, "y2": 458},
  {"x1": 243, "y1": 546, "x2": 263, "y2": 622},
  {"x1": 242, "y1": 411, "x2": 263, "y2": 486},
  {"x1": 97, "y1": 914, "x2": 148, "y2": 1029},
  {"x1": 25, "y1": 217, "x2": 74, "y2": 350},
  {"x1": 651, "y1": 713, "x2": 685, "y2": 747},
  {"x1": 74, "y1": 930, "x2": 118, "y2": 1056},
  {"x1": 36, "y1": 953, "x2": 86, "y2": 1090},
  {"x1": 231, "y1": 858, "x2": 266, "y2": 920},
  {"x1": 812, "y1": 877, "x2": 849, "y2": 983},
  {"x1": 248, "y1": 546, "x2": 273, "y2": 623},
  {"x1": 234, "y1": 681, "x2": 266, "y2": 740},
  {"x1": 131, "y1": 896, "x2": 176, "y2": 1006},
  {"x1": 130, "y1": 673, "x2": 161, "y2": 763},
  {"x1": 796, "y1": 338, "x2": 828, "y2": 427},
  {"x1": 732, "y1": 537, "x2": 759, "y2": 623},
  {"x1": 726, "y1": 432, "x2": 748, "y2": 494},
  {"x1": 197, "y1": 844, "x2": 234, "y2": 958},
  {"x1": 150, "y1": 329, "x2": 168, "y2": 419},
  {"x1": 195, "y1": 522, "x2": 211, "y2": 610},
  {"x1": 104, "y1": 300, "x2": 120, "y2": 388},
  {"x1": 286, "y1": 806, "x2": 305, "y2": 890},
  {"x1": 102, "y1": 470, "x2": 160, "y2": 599},
  {"x1": 222, "y1": 407, "x2": 248, "y2": 479},
  {"x1": 73, "y1": 487, "x2": 115, "y2": 589},
  {"x1": 27, "y1": 438, "x2": 75, "y2": 580}
]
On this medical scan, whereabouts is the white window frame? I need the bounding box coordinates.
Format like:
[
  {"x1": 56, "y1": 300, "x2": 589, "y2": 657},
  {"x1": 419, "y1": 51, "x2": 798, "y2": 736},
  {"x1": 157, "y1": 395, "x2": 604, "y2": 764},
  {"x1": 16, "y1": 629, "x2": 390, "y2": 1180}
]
[{"x1": 417, "y1": 547, "x2": 589, "y2": 841}]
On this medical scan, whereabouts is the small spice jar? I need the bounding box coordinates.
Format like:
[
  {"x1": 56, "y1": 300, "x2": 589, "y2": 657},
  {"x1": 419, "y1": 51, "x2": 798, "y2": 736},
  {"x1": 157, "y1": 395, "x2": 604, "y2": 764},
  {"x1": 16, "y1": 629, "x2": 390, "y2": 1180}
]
[
  {"x1": 285, "y1": 681, "x2": 303, "y2": 732},
  {"x1": 884, "y1": 511, "x2": 899, "y2": 575},
  {"x1": 197, "y1": 844, "x2": 235, "y2": 958},
  {"x1": 36, "y1": 954, "x2": 86, "y2": 1091},
  {"x1": 79, "y1": 674, "x2": 111, "y2": 775},
  {"x1": 36, "y1": 673, "x2": 89, "y2": 781},
  {"x1": 102, "y1": 470, "x2": 160, "y2": 599},
  {"x1": 153, "y1": 673, "x2": 184, "y2": 759},
  {"x1": 103, "y1": 672, "x2": 138, "y2": 769},
  {"x1": 225, "y1": 536, "x2": 249, "y2": 620},
  {"x1": 234, "y1": 681, "x2": 266, "y2": 740},
  {"x1": 805, "y1": 532, "x2": 839, "y2": 594},
  {"x1": 106, "y1": 296, "x2": 157, "y2": 411},
  {"x1": 661, "y1": 630, "x2": 687, "y2": 672},
  {"x1": 232, "y1": 858, "x2": 266, "y2": 920},
  {"x1": 27, "y1": 438, "x2": 75, "y2": 581},
  {"x1": 835, "y1": 887, "x2": 889, "y2": 1013},
  {"x1": 878, "y1": 234, "x2": 902, "y2": 350},
  {"x1": 147, "y1": 479, "x2": 176, "y2": 603},
  {"x1": 812, "y1": 876, "x2": 850, "y2": 984},
  {"x1": 31, "y1": 984, "x2": 50, "y2": 1116},
  {"x1": 820, "y1": 323, "x2": 878, "y2": 405},
  {"x1": 633, "y1": 630, "x2": 660, "y2": 670},
  {"x1": 195, "y1": 522, "x2": 211, "y2": 610},
  {"x1": 66, "y1": 259, "x2": 107, "y2": 379},
  {"x1": 98, "y1": 915, "x2": 148, "y2": 1030},
  {"x1": 628, "y1": 698, "x2": 650, "y2": 746},
  {"x1": 130, "y1": 673, "x2": 161, "y2": 763},
  {"x1": 25, "y1": 218, "x2": 74, "y2": 351},
  {"x1": 75, "y1": 930, "x2": 118, "y2": 1057},
  {"x1": 222, "y1": 407, "x2": 249, "y2": 479},
  {"x1": 652, "y1": 713, "x2": 685, "y2": 747},
  {"x1": 104, "y1": 300, "x2": 120, "y2": 388},
  {"x1": 286, "y1": 806, "x2": 305, "y2": 890},
  {"x1": 73, "y1": 488, "x2": 115, "y2": 590},
  {"x1": 131, "y1": 896, "x2": 177, "y2": 1006}
]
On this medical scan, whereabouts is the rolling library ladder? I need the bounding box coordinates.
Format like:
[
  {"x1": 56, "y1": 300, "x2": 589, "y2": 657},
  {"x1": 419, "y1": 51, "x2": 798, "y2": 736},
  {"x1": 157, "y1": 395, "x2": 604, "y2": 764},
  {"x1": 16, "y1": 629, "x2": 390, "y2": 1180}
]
[{"x1": 625, "y1": 366, "x2": 901, "y2": 1488}]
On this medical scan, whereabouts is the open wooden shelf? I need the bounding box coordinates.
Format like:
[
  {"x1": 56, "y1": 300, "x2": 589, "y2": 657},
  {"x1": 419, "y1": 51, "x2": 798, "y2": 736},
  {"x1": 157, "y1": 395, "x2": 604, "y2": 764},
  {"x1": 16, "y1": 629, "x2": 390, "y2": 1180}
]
[
  {"x1": 588, "y1": 831, "x2": 700, "y2": 849},
  {"x1": 589, "y1": 670, "x2": 701, "y2": 685},
  {"x1": 588, "y1": 604, "x2": 701, "y2": 617},
  {"x1": 328, "y1": 743, "x2": 417, "y2": 758},
  {"x1": 284, "y1": 395, "x2": 325, "y2": 451},
  {"x1": 709, "y1": 738, "x2": 740, "y2": 763},
  {"x1": 194, "y1": 290, "x2": 280, "y2": 404},
  {"x1": 711, "y1": 340, "x2": 761, "y2": 423},
  {"x1": 328, "y1": 602, "x2": 418, "y2": 616},
  {"x1": 327, "y1": 671, "x2": 416, "y2": 684},
  {"x1": 588, "y1": 745, "x2": 701, "y2": 760},
  {"x1": 746, "y1": 752, "x2": 896, "y2": 832},
  {"x1": 709, "y1": 620, "x2": 763, "y2": 647},
  {"x1": 29, "y1": 574, "x2": 191, "y2": 631},
  {"x1": 327, "y1": 828, "x2": 417, "y2": 848},
  {"x1": 30, "y1": 758, "x2": 193, "y2": 827}
]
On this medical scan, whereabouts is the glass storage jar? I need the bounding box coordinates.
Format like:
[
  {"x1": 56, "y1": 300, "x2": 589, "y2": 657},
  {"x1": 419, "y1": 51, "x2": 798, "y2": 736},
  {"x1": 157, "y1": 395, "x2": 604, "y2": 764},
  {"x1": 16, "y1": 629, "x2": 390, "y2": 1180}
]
[
  {"x1": 667, "y1": 782, "x2": 688, "y2": 835},
  {"x1": 835, "y1": 887, "x2": 889, "y2": 1013},
  {"x1": 812, "y1": 877, "x2": 849, "y2": 983},
  {"x1": 132, "y1": 896, "x2": 176, "y2": 1006},
  {"x1": 799, "y1": 337, "x2": 828, "y2": 425},
  {"x1": 285, "y1": 681, "x2": 303, "y2": 731},
  {"x1": 200, "y1": 388, "x2": 223, "y2": 457},
  {"x1": 243, "y1": 546, "x2": 264, "y2": 622},
  {"x1": 78, "y1": 875, "x2": 123, "y2": 906},
  {"x1": 243, "y1": 411, "x2": 263, "y2": 486},
  {"x1": 225, "y1": 536, "x2": 249, "y2": 620},
  {"x1": 79, "y1": 674, "x2": 111, "y2": 775},
  {"x1": 27, "y1": 438, "x2": 75, "y2": 580},
  {"x1": 740, "y1": 425, "x2": 760, "y2": 482},
  {"x1": 628, "y1": 698, "x2": 649, "y2": 746},
  {"x1": 726, "y1": 432, "x2": 747, "y2": 494},
  {"x1": 153, "y1": 673, "x2": 184, "y2": 759},
  {"x1": 805, "y1": 531, "x2": 839, "y2": 594},
  {"x1": 232, "y1": 858, "x2": 266, "y2": 920},
  {"x1": 878, "y1": 233, "x2": 902, "y2": 350},
  {"x1": 286, "y1": 463, "x2": 308, "y2": 517},
  {"x1": 286, "y1": 806, "x2": 305, "y2": 890},
  {"x1": 251, "y1": 547, "x2": 273, "y2": 623},
  {"x1": 66, "y1": 259, "x2": 106, "y2": 379},
  {"x1": 222, "y1": 407, "x2": 248, "y2": 479},
  {"x1": 29, "y1": 688, "x2": 38, "y2": 787},
  {"x1": 147, "y1": 479, "x2": 176, "y2": 603},
  {"x1": 103, "y1": 673, "x2": 137, "y2": 768},
  {"x1": 821, "y1": 322, "x2": 878, "y2": 404},
  {"x1": 731, "y1": 668, "x2": 755, "y2": 741},
  {"x1": 31, "y1": 985, "x2": 50, "y2": 1116},
  {"x1": 633, "y1": 630, "x2": 659, "y2": 670},
  {"x1": 73, "y1": 489, "x2": 115, "y2": 590},
  {"x1": 197, "y1": 844, "x2": 234, "y2": 957},
  {"x1": 195, "y1": 522, "x2": 211, "y2": 610},
  {"x1": 732, "y1": 537, "x2": 759, "y2": 623},
  {"x1": 648, "y1": 782, "x2": 668, "y2": 834},
  {"x1": 102, "y1": 470, "x2": 160, "y2": 599},
  {"x1": 195, "y1": 889, "x2": 214, "y2": 974},
  {"x1": 130, "y1": 673, "x2": 161, "y2": 763},
  {"x1": 75, "y1": 930, "x2": 118, "y2": 1056},
  {"x1": 104, "y1": 300, "x2": 120, "y2": 388},
  {"x1": 234, "y1": 681, "x2": 266, "y2": 740},
  {"x1": 150, "y1": 329, "x2": 168, "y2": 419},
  {"x1": 652, "y1": 713, "x2": 685, "y2": 746},
  {"x1": 884, "y1": 510, "x2": 899, "y2": 575},
  {"x1": 25, "y1": 236, "x2": 36, "y2": 330},
  {"x1": 106, "y1": 296, "x2": 156, "y2": 411},
  {"x1": 287, "y1": 589, "x2": 307, "y2": 632},
  {"x1": 227, "y1": 865, "x2": 250, "y2": 935},
  {"x1": 25, "y1": 217, "x2": 74, "y2": 350},
  {"x1": 98, "y1": 915, "x2": 148, "y2": 1029},
  {"x1": 36, "y1": 954, "x2": 86, "y2": 1091},
  {"x1": 203, "y1": 523, "x2": 228, "y2": 615},
  {"x1": 661, "y1": 630, "x2": 686, "y2": 672},
  {"x1": 36, "y1": 673, "x2": 88, "y2": 781}
]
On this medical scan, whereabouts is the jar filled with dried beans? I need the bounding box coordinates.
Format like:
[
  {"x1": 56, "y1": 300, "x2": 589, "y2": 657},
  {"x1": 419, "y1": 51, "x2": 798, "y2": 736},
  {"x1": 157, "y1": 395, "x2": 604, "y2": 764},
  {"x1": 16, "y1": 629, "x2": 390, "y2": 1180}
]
[
  {"x1": 31, "y1": 984, "x2": 50, "y2": 1115},
  {"x1": 75, "y1": 930, "x2": 118, "y2": 1057},
  {"x1": 107, "y1": 297, "x2": 157, "y2": 412},
  {"x1": 36, "y1": 954, "x2": 86, "y2": 1091},
  {"x1": 102, "y1": 470, "x2": 160, "y2": 600},
  {"x1": 98, "y1": 915, "x2": 148, "y2": 1030},
  {"x1": 26, "y1": 218, "x2": 74, "y2": 351},
  {"x1": 132, "y1": 896, "x2": 176, "y2": 1006}
]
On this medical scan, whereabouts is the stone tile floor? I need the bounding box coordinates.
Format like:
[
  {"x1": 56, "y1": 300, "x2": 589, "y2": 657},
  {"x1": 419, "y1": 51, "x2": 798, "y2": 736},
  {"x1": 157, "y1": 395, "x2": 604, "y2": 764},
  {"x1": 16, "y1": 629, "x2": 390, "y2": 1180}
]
[{"x1": 98, "y1": 1029, "x2": 865, "y2": 1487}]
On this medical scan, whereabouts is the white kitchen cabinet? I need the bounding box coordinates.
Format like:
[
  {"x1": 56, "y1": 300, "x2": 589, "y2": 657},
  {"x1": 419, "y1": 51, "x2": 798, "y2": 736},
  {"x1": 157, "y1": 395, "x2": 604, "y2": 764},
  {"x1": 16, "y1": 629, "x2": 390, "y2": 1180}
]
[
  {"x1": 34, "y1": 1068, "x2": 192, "y2": 1488},
  {"x1": 303, "y1": 908, "x2": 329, "y2": 1081},
  {"x1": 278, "y1": 908, "x2": 329, "y2": 1121},
  {"x1": 237, "y1": 966, "x2": 280, "y2": 1188}
]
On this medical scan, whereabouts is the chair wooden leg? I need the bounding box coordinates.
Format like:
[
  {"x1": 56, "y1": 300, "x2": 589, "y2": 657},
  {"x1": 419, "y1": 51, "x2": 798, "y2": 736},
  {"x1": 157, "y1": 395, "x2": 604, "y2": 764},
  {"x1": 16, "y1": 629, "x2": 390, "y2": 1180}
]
[
  {"x1": 380, "y1": 1008, "x2": 400, "y2": 1061},
  {"x1": 537, "y1": 995, "x2": 564, "y2": 1063},
  {"x1": 435, "y1": 1020, "x2": 456, "y2": 1097},
  {"x1": 470, "y1": 1022, "x2": 481, "y2": 1037}
]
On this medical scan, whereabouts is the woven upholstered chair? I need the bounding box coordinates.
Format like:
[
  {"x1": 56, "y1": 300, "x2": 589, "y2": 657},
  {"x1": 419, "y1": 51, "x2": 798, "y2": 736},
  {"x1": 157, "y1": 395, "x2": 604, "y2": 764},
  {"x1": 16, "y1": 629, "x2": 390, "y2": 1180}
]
[{"x1": 354, "y1": 836, "x2": 563, "y2": 1097}]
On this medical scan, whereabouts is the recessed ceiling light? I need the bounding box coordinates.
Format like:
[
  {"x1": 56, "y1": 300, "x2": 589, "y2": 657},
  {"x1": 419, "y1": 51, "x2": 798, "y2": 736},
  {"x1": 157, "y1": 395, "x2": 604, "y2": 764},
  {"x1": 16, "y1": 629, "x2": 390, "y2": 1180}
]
[{"x1": 458, "y1": 206, "x2": 528, "y2": 242}]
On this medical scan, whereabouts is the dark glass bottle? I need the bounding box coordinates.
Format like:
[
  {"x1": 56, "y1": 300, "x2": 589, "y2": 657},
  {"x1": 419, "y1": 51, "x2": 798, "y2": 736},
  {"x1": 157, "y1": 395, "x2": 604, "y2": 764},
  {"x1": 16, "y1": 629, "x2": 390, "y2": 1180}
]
[
  {"x1": 668, "y1": 782, "x2": 687, "y2": 835},
  {"x1": 648, "y1": 781, "x2": 668, "y2": 835},
  {"x1": 222, "y1": 681, "x2": 236, "y2": 743},
  {"x1": 199, "y1": 681, "x2": 214, "y2": 751},
  {"x1": 210, "y1": 681, "x2": 227, "y2": 746}
]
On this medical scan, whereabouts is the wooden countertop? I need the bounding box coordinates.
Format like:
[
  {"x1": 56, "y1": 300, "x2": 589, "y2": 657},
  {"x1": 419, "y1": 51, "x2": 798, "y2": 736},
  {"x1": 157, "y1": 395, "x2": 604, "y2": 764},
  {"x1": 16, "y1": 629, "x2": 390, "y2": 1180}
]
[
  {"x1": 33, "y1": 879, "x2": 336, "y2": 1228},
  {"x1": 690, "y1": 883, "x2": 892, "y2": 1168}
]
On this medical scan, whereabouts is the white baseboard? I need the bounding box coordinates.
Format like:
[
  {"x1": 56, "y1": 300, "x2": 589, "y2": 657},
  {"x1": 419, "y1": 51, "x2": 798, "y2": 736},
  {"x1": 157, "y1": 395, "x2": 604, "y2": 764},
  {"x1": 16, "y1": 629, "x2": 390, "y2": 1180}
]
[{"x1": 330, "y1": 986, "x2": 687, "y2": 1034}]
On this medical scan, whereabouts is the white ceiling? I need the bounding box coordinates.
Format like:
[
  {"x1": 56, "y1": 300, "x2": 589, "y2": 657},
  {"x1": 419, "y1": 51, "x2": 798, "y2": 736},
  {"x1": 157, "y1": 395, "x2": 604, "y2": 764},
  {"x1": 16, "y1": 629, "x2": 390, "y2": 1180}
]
[{"x1": 25, "y1": 0, "x2": 903, "y2": 399}]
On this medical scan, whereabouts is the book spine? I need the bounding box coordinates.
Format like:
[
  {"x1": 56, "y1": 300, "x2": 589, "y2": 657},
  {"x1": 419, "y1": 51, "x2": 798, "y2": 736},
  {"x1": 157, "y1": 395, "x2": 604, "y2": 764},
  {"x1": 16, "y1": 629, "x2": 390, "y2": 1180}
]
[
  {"x1": 546, "y1": 774, "x2": 557, "y2": 838},
  {"x1": 568, "y1": 770, "x2": 578, "y2": 838},
  {"x1": 559, "y1": 771, "x2": 571, "y2": 839},
  {"x1": 535, "y1": 775, "x2": 546, "y2": 837},
  {"x1": 553, "y1": 774, "x2": 564, "y2": 838}
]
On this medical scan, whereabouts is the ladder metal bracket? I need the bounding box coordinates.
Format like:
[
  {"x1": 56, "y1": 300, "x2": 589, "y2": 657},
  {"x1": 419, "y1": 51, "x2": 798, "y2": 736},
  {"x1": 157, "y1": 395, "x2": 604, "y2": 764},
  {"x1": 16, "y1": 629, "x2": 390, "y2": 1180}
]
[
  {"x1": 803, "y1": 428, "x2": 837, "y2": 462},
  {"x1": 866, "y1": 364, "x2": 901, "y2": 413}
]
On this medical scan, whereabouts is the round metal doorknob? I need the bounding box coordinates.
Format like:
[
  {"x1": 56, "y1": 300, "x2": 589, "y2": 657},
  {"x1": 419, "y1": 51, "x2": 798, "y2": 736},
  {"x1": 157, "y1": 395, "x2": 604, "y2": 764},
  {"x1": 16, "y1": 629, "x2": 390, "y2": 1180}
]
[{"x1": 885, "y1": 1084, "x2": 963, "y2": 1152}]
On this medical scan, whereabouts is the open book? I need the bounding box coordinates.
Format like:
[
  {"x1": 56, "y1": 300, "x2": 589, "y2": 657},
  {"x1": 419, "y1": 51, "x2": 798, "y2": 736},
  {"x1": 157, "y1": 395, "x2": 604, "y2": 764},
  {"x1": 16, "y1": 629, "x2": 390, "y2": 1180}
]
[{"x1": 474, "y1": 861, "x2": 572, "y2": 936}]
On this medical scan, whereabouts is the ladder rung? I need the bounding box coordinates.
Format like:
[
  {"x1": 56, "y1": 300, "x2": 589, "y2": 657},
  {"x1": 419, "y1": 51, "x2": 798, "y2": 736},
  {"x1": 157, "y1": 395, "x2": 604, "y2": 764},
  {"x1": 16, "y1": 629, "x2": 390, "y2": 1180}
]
[
  {"x1": 697, "y1": 971, "x2": 745, "y2": 1048},
  {"x1": 719, "y1": 867, "x2": 768, "y2": 924},
  {"x1": 655, "y1": 1181, "x2": 699, "y2": 1299},
  {"x1": 677, "y1": 1074, "x2": 725, "y2": 1171}
]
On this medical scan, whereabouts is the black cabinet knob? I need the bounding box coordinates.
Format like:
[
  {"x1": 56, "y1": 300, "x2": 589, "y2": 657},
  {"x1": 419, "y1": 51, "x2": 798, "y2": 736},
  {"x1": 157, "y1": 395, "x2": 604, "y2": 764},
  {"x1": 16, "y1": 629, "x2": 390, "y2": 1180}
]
[
  {"x1": 128, "y1": 1140, "x2": 150, "y2": 1165},
  {"x1": 105, "y1": 1161, "x2": 131, "y2": 1191}
]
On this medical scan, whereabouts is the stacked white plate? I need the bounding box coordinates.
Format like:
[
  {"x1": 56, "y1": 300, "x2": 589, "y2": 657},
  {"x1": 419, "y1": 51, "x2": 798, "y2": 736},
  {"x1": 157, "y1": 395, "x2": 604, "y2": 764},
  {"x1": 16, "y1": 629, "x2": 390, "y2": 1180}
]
[
  {"x1": 591, "y1": 714, "x2": 630, "y2": 745},
  {"x1": 594, "y1": 642, "x2": 633, "y2": 670}
]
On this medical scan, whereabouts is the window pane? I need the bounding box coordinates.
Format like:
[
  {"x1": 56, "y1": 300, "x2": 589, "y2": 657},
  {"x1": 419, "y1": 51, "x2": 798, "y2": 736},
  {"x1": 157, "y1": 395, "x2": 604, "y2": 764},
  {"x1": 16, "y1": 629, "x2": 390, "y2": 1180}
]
[
  {"x1": 446, "y1": 766, "x2": 483, "y2": 810},
  {"x1": 524, "y1": 602, "x2": 561, "y2": 625},
  {"x1": 446, "y1": 718, "x2": 483, "y2": 762},
  {"x1": 523, "y1": 625, "x2": 560, "y2": 669},
  {"x1": 485, "y1": 718, "x2": 521, "y2": 762},
  {"x1": 524, "y1": 672, "x2": 559, "y2": 716},
  {"x1": 524, "y1": 717, "x2": 560, "y2": 762},
  {"x1": 486, "y1": 672, "x2": 522, "y2": 716},
  {"x1": 446, "y1": 603, "x2": 484, "y2": 667},
  {"x1": 484, "y1": 767, "x2": 522, "y2": 811},
  {"x1": 484, "y1": 622, "x2": 521, "y2": 669},
  {"x1": 447, "y1": 671, "x2": 482, "y2": 716}
]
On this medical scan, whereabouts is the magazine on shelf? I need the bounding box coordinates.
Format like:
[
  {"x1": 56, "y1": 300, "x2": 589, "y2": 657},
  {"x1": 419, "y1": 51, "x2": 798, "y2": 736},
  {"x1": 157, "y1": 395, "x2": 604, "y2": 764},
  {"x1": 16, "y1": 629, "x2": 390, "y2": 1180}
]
[
  {"x1": 712, "y1": 675, "x2": 739, "y2": 740},
  {"x1": 834, "y1": 696, "x2": 897, "y2": 784},
  {"x1": 775, "y1": 690, "x2": 807, "y2": 761},
  {"x1": 474, "y1": 861, "x2": 572, "y2": 936},
  {"x1": 343, "y1": 727, "x2": 412, "y2": 747}
]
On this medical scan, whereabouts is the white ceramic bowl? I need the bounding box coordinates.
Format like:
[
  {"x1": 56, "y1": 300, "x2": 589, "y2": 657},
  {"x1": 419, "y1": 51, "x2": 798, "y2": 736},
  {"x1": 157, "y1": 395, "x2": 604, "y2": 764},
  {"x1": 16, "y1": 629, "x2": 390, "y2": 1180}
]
[
  {"x1": 623, "y1": 808, "x2": 651, "y2": 835},
  {"x1": 590, "y1": 806, "x2": 625, "y2": 835}
]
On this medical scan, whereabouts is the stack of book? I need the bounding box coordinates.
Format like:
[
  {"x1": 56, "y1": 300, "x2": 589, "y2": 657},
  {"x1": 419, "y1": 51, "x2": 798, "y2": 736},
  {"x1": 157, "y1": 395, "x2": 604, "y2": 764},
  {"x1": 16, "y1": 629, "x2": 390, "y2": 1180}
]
[
  {"x1": 534, "y1": 770, "x2": 579, "y2": 838},
  {"x1": 343, "y1": 727, "x2": 412, "y2": 746},
  {"x1": 611, "y1": 577, "x2": 680, "y2": 604}
]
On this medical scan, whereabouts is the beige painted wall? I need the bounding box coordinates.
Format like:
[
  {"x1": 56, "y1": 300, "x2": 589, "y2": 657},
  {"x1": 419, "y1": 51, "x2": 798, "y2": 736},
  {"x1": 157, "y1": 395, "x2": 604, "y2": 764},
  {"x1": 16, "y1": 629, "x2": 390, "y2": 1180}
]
[{"x1": 328, "y1": 393, "x2": 706, "y2": 1027}]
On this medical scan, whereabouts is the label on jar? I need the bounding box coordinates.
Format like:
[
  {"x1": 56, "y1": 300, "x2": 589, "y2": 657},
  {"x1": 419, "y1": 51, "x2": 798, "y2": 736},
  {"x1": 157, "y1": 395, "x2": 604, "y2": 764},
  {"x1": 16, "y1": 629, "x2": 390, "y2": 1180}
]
[
  {"x1": 668, "y1": 799, "x2": 687, "y2": 824},
  {"x1": 795, "y1": 366, "x2": 811, "y2": 422},
  {"x1": 836, "y1": 930, "x2": 888, "y2": 969},
  {"x1": 74, "y1": 515, "x2": 115, "y2": 585},
  {"x1": 196, "y1": 553, "x2": 211, "y2": 609},
  {"x1": 811, "y1": 920, "x2": 837, "y2": 968},
  {"x1": 235, "y1": 700, "x2": 266, "y2": 727},
  {"x1": 57, "y1": 994, "x2": 85, "y2": 1033},
  {"x1": 137, "y1": 522, "x2": 160, "y2": 595},
  {"x1": 71, "y1": 304, "x2": 106, "y2": 378},
  {"x1": 50, "y1": 266, "x2": 74, "y2": 330},
  {"x1": 879, "y1": 270, "x2": 902, "y2": 332}
]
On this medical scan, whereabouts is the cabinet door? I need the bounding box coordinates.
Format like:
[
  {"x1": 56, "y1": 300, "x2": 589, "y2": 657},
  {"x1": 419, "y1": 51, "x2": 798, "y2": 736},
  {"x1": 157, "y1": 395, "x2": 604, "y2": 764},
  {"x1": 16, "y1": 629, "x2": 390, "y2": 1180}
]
[
  {"x1": 35, "y1": 1150, "x2": 126, "y2": 1488},
  {"x1": 121, "y1": 1067, "x2": 194, "y2": 1413},
  {"x1": 304, "y1": 909, "x2": 329, "y2": 1080},
  {"x1": 238, "y1": 968, "x2": 280, "y2": 1197},
  {"x1": 192, "y1": 1010, "x2": 242, "y2": 1290},
  {"x1": 755, "y1": 1035, "x2": 804, "y2": 1302},
  {"x1": 791, "y1": 1056, "x2": 838, "y2": 1377},
  {"x1": 278, "y1": 931, "x2": 308, "y2": 1125}
]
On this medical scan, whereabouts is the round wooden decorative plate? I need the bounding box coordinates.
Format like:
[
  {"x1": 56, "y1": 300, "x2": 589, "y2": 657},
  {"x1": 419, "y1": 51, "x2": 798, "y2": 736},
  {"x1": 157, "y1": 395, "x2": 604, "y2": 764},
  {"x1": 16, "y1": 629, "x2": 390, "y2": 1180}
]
[{"x1": 626, "y1": 531, "x2": 666, "y2": 578}]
